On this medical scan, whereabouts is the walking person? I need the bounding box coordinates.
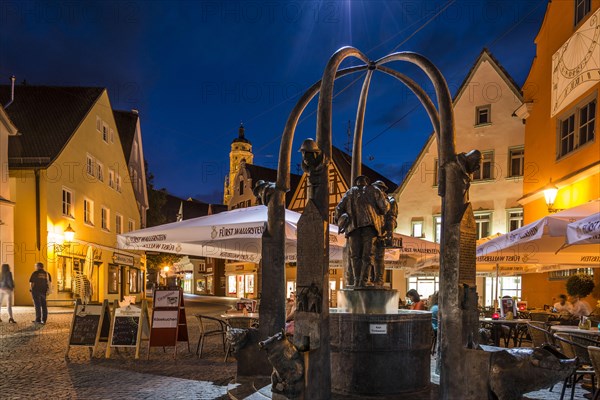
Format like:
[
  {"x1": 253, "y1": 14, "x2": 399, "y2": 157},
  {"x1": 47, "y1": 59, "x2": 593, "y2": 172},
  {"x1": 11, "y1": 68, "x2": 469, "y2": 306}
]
[
  {"x1": 29, "y1": 262, "x2": 51, "y2": 325},
  {"x1": 0, "y1": 263, "x2": 16, "y2": 323}
]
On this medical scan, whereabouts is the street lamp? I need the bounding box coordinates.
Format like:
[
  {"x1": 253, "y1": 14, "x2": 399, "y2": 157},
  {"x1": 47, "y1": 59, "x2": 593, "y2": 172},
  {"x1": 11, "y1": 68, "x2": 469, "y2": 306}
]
[
  {"x1": 64, "y1": 224, "x2": 75, "y2": 243},
  {"x1": 543, "y1": 180, "x2": 562, "y2": 213}
]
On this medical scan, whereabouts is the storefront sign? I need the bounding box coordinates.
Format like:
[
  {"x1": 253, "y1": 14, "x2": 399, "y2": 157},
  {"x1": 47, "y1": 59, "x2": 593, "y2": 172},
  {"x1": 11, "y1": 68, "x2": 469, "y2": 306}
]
[
  {"x1": 152, "y1": 310, "x2": 178, "y2": 328},
  {"x1": 113, "y1": 253, "x2": 134, "y2": 266}
]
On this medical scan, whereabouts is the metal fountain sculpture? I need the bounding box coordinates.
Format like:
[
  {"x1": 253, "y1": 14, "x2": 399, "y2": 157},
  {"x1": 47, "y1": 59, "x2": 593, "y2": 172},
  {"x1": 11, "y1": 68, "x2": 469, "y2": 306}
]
[{"x1": 246, "y1": 46, "x2": 575, "y2": 400}]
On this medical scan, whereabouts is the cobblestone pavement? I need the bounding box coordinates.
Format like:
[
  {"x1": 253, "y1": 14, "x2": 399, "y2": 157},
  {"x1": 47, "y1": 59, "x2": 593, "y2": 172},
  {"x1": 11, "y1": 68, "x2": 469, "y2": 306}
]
[
  {"x1": 0, "y1": 305, "x2": 236, "y2": 400},
  {"x1": 0, "y1": 305, "x2": 592, "y2": 399}
]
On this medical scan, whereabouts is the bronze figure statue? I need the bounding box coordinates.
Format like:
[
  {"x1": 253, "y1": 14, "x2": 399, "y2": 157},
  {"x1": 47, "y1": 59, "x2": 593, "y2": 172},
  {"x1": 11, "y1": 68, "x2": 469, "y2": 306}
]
[
  {"x1": 299, "y1": 138, "x2": 328, "y2": 201},
  {"x1": 335, "y1": 175, "x2": 389, "y2": 287},
  {"x1": 371, "y1": 180, "x2": 398, "y2": 287},
  {"x1": 259, "y1": 331, "x2": 305, "y2": 399},
  {"x1": 253, "y1": 180, "x2": 276, "y2": 206}
]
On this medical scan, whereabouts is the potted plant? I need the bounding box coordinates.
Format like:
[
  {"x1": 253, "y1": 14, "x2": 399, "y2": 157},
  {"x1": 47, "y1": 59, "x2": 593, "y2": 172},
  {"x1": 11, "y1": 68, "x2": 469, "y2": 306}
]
[{"x1": 566, "y1": 273, "x2": 595, "y2": 298}]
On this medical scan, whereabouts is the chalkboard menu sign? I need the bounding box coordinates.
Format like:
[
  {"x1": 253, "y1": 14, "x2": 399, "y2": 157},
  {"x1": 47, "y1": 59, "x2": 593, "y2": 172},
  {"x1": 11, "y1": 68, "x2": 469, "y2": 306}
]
[
  {"x1": 69, "y1": 304, "x2": 103, "y2": 345},
  {"x1": 111, "y1": 307, "x2": 141, "y2": 347},
  {"x1": 65, "y1": 300, "x2": 109, "y2": 359},
  {"x1": 105, "y1": 300, "x2": 149, "y2": 359}
]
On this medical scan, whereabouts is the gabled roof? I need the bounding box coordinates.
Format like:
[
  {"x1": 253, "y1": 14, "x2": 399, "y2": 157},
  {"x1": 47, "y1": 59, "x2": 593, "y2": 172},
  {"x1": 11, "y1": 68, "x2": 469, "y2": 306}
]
[
  {"x1": 113, "y1": 109, "x2": 138, "y2": 164},
  {"x1": 162, "y1": 192, "x2": 226, "y2": 223},
  {"x1": 0, "y1": 85, "x2": 104, "y2": 168},
  {"x1": 393, "y1": 49, "x2": 522, "y2": 196},
  {"x1": 331, "y1": 146, "x2": 398, "y2": 192},
  {"x1": 453, "y1": 48, "x2": 523, "y2": 104},
  {"x1": 244, "y1": 163, "x2": 302, "y2": 205}
]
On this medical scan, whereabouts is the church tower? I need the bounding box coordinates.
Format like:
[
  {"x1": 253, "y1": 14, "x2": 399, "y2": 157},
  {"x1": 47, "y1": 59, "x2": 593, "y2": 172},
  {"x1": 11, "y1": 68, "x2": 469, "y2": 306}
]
[{"x1": 224, "y1": 123, "x2": 253, "y2": 205}]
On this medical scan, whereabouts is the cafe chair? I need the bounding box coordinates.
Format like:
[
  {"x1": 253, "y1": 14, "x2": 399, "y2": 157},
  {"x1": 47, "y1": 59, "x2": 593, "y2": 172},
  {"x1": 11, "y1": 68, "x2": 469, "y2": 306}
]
[
  {"x1": 587, "y1": 346, "x2": 600, "y2": 400},
  {"x1": 526, "y1": 321, "x2": 556, "y2": 348},
  {"x1": 195, "y1": 314, "x2": 227, "y2": 358},
  {"x1": 554, "y1": 332, "x2": 596, "y2": 400}
]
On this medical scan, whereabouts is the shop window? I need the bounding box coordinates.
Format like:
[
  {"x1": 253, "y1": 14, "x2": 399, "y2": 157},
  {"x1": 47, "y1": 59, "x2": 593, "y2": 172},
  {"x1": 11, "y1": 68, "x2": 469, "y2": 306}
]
[
  {"x1": 407, "y1": 276, "x2": 439, "y2": 302},
  {"x1": 557, "y1": 97, "x2": 596, "y2": 159},
  {"x1": 228, "y1": 275, "x2": 237, "y2": 295},
  {"x1": 129, "y1": 268, "x2": 141, "y2": 294},
  {"x1": 245, "y1": 274, "x2": 255, "y2": 296},
  {"x1": 508, "y1": 147, "x2": 524, "y2": 178},
  {"x1": 475, "y1": 105, "x2": 491, "y2": 125},
  {"x1": 108, "y1": 265, "x2": 119, "y2": 294},
  {"x1": 574, "y1": 0, "x2": 591, "y2": 25},
  {"x1": 473, "y1": 151, "x2": 494, "y2": 181},
  {"x1": 484, "y1": 276, "x2": 521, "y2": 306}
]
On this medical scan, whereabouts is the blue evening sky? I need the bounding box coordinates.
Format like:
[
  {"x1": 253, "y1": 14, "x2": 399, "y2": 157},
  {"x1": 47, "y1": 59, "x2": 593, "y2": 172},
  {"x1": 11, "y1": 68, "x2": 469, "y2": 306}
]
[{"x1": 0, "y1": 0, "x2": 547, "y2": 203}]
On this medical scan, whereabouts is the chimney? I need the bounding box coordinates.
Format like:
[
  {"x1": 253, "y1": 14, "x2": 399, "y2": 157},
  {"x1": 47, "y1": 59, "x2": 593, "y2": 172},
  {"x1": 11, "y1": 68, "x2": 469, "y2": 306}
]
[{"x1": 4, "y1": 75, "x2": 15, "y2": 108}]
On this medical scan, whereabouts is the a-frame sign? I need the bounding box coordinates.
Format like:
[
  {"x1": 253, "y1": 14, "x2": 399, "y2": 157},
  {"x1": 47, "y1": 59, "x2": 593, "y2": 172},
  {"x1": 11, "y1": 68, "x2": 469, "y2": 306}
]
[{"x1": 147, "y1": 287, "x2": 189, "y2": 359}]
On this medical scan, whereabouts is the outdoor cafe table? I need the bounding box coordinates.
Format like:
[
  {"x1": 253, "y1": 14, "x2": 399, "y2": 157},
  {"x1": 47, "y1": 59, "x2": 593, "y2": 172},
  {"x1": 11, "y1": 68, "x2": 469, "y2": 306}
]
[
  {"x1": 220, "y1": 312, "x2": 259, "y2": 320},
  {"x1": 480, "y1": 318, "x2": 531, "y2": 347},
  {"x1": 550, "y1": 325, "x2": 600, "y2": 336}
]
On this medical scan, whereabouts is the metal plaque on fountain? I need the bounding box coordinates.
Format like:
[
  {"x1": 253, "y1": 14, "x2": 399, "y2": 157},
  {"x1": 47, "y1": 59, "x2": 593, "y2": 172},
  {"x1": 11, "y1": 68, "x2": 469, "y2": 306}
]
[{"x1": 459, "y1": 203, "x2": 477, "y2": 287}]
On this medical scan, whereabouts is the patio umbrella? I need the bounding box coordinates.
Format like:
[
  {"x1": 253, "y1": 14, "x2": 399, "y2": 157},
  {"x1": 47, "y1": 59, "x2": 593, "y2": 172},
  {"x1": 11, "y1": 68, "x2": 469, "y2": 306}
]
[
  {"x1": 565, "y1": 212, "x2": 600, "y2": 246},
  {"x1": 476, "y1": 200, "x2": 600, "y2": 270},
  {"x1": 117, "y1": 205, "x2": 439, "y2": 268}
]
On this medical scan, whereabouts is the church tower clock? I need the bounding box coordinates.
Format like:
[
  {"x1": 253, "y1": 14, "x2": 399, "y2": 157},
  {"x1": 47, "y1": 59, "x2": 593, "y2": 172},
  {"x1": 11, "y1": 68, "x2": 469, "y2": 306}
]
[{"x1": 224, "y1": 123, "x2": 253, "y2": 205}]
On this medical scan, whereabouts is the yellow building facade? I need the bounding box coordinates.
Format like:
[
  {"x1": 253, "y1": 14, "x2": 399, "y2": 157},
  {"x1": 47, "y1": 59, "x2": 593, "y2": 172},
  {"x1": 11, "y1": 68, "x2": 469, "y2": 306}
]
[
  {"x1": 5, "y1": 86, "x2": 143, "y2": 305},
  {"x1": 519, "y1": 0, "x2": 600, "y2": 307}
]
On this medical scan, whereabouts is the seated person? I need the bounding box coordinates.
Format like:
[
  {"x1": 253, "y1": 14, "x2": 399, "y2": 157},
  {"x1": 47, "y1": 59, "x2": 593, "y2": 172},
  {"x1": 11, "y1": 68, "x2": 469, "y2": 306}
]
[
  {"x1": 570, "y1": 295, "x2": 592, "y2": 317},
  {"x1": 429, "y1": 292, "x2": 439, "y2": 334},
  {"x1": 407, "y1": 289, "x2": 426, "y2": 310},
  {"x1": 553, "y1": 294, "x2": 573, "y2": 314}
]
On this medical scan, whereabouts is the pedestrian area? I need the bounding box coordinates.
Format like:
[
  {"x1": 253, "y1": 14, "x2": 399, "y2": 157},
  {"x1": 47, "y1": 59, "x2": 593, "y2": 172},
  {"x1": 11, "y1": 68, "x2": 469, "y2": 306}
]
[{"x1": 0, "y1": 305, "x2": 592, "y2": 399}]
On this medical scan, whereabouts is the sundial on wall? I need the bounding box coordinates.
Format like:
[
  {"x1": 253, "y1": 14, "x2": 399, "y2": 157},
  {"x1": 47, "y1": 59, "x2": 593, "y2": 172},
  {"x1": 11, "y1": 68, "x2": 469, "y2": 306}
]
[{"x1": 551, "y1": 8, "x2": 600, "y2": 117}]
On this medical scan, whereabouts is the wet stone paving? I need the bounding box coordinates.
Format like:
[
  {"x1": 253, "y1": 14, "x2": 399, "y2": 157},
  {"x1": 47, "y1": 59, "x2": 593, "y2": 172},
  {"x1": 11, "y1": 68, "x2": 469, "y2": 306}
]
[{"x1": 0, "y1": 305, "x2": 592, "y2": 399}]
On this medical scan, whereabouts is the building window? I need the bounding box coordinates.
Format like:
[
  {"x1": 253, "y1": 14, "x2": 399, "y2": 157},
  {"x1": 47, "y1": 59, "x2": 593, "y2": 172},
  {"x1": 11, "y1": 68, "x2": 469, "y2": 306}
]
[
  {"x1": 86, "y1": 155, "x2": 94, "y2": 176},
  {"x1": 239, "y1": 179, "x2": 244, "y2": 195},
  {"x1": 433, "y1": 215, "x2": 441, "y2": 243},
  {"x1": 109, "y1": 169, "x2": 115, "y2": 189},
  {"x1": 473, "y1": 151, "x2": 494, "y2": 181},
  {"x1": 110, "y1": 128, "x2": 115, "y2": 143},
  {"x1": 62, "y1": 188, "x2": 74, "y2": 217},
  {"x1": 474, "y1": 212, "x2": 492, "y2": 239},
  {"x1": 508, "y1": 147, "x2": 524, "y2": 178},
  {"x1": 507, "y1": 209, "x2": 523, "y2": 232},
  {"x1": 558, "y1": 98, "x2": 596, "y2": 159},
  {"x1": 549, "y1": 268, "x2": 594, "y2": 281},
  {"x1": 412, "y1": 220, "x2": 424, "y2": 238},
  {"x1": 108, "y1": 265, "x2": 119, "y2": 294},
  {"x1": 115, "y1": 214, "x2": 123, "y2": 234},
  {"x1": 84, "y1": 199, "x2": 94, "y2": 225},
  {"x1": 101, "y1": 207, "x2": 110, "y2": 231},
  {"x1": 407, "y1": 276, "x2": 439, "y2": 301},
  {"x1": 102, "y1": 123, "x2": 109, "y2": 143},
  {"x1": 484, "y1": 276, "x2": 521, "y2": 306},
  {"x1": 96, "y1": 162, "x2": 104, "y2": 182},
  {"x1": 116, "y1": 174, "x2": 122, "y2": 192},
  {"x1": 574, "y1": 0, "x2": 591, "y2": 25},
  {"x1": 475, "y1": 105, "x2": 491, "y2": 125},
  {"x1": 128, "y1": 219, "x2": 135, "y2": 232},
  {"x1": 96, "y1": 116, "x2": 102, "y2": 132}
]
